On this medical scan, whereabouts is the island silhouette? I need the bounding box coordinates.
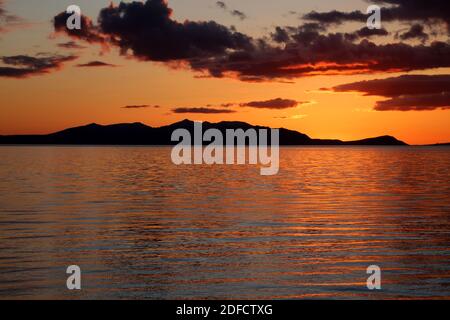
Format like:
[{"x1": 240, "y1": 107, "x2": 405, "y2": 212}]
[{"x1": 0, "y1": 120, "x2": 409, "y2": 146}]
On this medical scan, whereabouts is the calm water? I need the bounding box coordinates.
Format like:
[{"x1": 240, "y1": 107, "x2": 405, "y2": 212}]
[{"x1": 0, "y1": 146, "x2": 449, "y2": 300}]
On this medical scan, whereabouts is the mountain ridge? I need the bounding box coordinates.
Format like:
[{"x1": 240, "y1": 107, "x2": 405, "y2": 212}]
[{"x1": 0, "y1": 120, "x2": 409, "y2": 146}]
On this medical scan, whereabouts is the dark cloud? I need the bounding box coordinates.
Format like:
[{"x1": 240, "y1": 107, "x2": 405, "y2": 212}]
[
  {"x1": 53, "y1": 11, "x2": 106, "y2": 44},
  {"x1": 219, "y1": 103, "x2": 235, "y2": 107},
  {"x1": 303, "y1": 10, "x2": 367, "y2": 25},
  {"x1": 271, "y1": 23, "x2": 326, "y2": 44},
  {"x1": 65, "y1": 0, "x2": 252, "y2": 61},
  {"x1": 304, "y1": 0, "x2": 450, "y2": 34},
  {"x1": 0, "y1": 54, "x2": 78, "y2": 78},
  {"x1": 195, "y1": 22, "x2": 449, "y2": 81},
  {"x1": 52, "y1": 0, "x2": 450, "y2": 82},
  {"x1": 375, "y1": 92, "x2": 450, "y2": 111},
  {"x1": 342, "y1": 27, "x2": 389, "y2": 42},
  {"x1": 351, "y1": 27, "x2": 389, "y2": 39},
  {"x1": 372, "y1": 0, "x2": 450, "y2": 31},
  {"x1": 122, "y1": 105, "x2": 160, "y2": 109},
  {"x1": 399, "y1": 24, "x2": 429, "y2": 42},
  {"x1": 76, "y1": 61, "x2": 116, "y2": 67},
  {"x1": 330, "y1": 74, "x2": 450, "y2": 111},
  {"x1": 172, "y1": 107, "x2": 236, "y2": 114},
  {"x1": 216, "y1": 1, "x2": 247, "y2": 20},
  {"x1": 204, "y1": 99, "x2": 309, "y2": 110},
  {"x1": 216, "y1": 1, "x2": 226, "y2": 10},
  {"x1": 57, "y1": 41, "x2": 86, "y2": 49},
  {"x1": 203, "y1": 34, "x2": 450, "y2": 81},
  {"x1": 240, "y1": 98, "x2": 299, "y2": 109},
  {"x1": 271, "y1": 27, "x2": 290, "y2": 43},
  {"x1": 231, "y1": 10, "x2": 247, "y2": 21},
  {"x1": 332, "y1": 74, "x2": 450, "y2": 96}
]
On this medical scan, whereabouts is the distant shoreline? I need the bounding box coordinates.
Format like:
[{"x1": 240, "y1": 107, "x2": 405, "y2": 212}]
[{"x1": 0, "y1": 120, "x2": 416, "y2": 146}]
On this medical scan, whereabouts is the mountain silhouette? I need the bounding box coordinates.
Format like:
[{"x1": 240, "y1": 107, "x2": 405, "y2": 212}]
[
  {"x1": 427, "y1": 142, "x2": 450, "y2": 146},
  {"x1": 0, "y1": 120, "x2": 408, "y2": 146}
]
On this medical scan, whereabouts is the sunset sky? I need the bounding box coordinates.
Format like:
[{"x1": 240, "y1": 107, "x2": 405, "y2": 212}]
[{"x1": 1, "y1": 0, "x2": 449, "y2": 144}]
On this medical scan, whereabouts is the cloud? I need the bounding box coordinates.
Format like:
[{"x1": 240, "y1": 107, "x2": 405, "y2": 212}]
[
  {"x1": 372, "y1": 0, "x2": 450, "y2": 33},
  {"x1": 399, "y1": 24, "x2": 429, "y2": 42},
  {"x1": 231, "y1": 10, "x2": 247, "y2": 21},
  {"x1": 270, "y1": 23, "x2": 326, "y2": 44},
  {"x1": 219, "y1": 103, "x2": 235, "y2": 107},
  {"x1": 240, "y1": 98, "x2": 300, "y2": 109},
  {"x1": 216, "y1": 1, "x2": 247, "y2": 20},
  {"x1": 0, "y1": 54, "x2": 78, "y2": 78},
  {"x1": 274, "y1": 114, "x2": 307, "y2": 120},
  {"x1": 0, "y1": 0, "x2": 25, "y2": 34},
  {"x1": 172, "y1": 107, "x2": 236, "y2": 114},
  {"x1": 216, "y1": 1, "x2": 226, "y2": 10},
  {"x1": 76, "y1": 61, "x2": 116, "y2": 67},
  {"x1": 346, "y1": 27, "x2": 389, "y2": 41},
  {"x1": 375, "y1": 92, "x2": 450, "y2": 111},
  {"x1": 332, "y1": 74, "x2": 450, "y2": 97},
  {"x1": 203, "y1": 98, "x2": 312, "y2": 110},
  {"x1": 53, "y1": 11, "x2": 107, "y2": 44},
  {"x1": 210, "y1": 34, "x2": 450, "y2": 81},
  {"x1": 271, "y1": 27, "x2": 290, "y2": 43},
  {"x1": 303, "y1": 0, "x2": 450, "y2": 33},
  {"x1": 0, "y1": 0, "x2": 19, "y2": 24},
  {"x1": 303, "y1": 0, "x2": 450, "y2": 34},
  {"x1": 52, "y1": 0, "x2": 450, "y2": 82},
  {"x1": 122, "y1": 105, "x2": 160, "y2": 109},
  {"x1": 330, "y1": 74, "x2": 450, "y2": 111},
  {"x1": 303, "y1": 10, "x2": 367, "y2": 25},
  {"x1": 57, "y1": 41, "x2": 86, "y2": 49},
  {"x1": 54, "y1": 0, "x2": 253, "y2": 62}
]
